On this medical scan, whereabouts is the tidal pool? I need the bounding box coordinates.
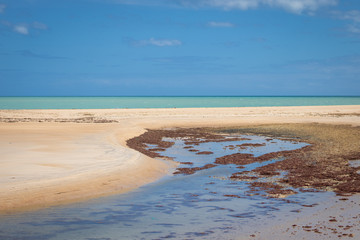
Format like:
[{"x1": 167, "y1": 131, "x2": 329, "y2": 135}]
[{"x1": 0, "y1": 134, "x2": 333, "y2": 240}]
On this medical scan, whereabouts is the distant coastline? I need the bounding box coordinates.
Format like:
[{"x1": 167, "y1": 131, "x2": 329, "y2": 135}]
[{"x1": 1, "y1": 96, "x2": 360, "y2": 110}]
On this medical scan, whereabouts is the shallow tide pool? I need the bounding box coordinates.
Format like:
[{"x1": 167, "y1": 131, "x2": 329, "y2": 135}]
[{"x1": 0, "y1": 134, "x2": 333, "y2": 240}]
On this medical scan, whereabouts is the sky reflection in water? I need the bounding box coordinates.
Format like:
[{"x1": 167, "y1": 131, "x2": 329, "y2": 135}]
[{"x1": 0, "y1": 134, "x2": 333, "y2": 240}]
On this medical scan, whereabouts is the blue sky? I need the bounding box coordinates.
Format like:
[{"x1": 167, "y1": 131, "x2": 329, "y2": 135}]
[{"x1": 0, "y1": 0, "x2": 359, "y2": 96}]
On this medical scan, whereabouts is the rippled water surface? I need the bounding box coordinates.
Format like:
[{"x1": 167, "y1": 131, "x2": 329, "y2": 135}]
[{"x1": 0, "y1": 135, "x2": 333, "y2": 240}]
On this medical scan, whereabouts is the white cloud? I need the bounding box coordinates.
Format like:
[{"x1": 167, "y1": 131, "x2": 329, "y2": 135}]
[
  {"x1": 13, "y1": 25, "x2": 29, "y2": 35},
  {"x1": 203, "y1": 0, "x2": 337, "y2": 14},
  {"x1": 265, "y1": 0, "x2": 337, "y2": 14},
  {"x1": 207, "y1": 21, "x2": 235, "y2": 27},
  {"x1": 0, "y1": 4, "x2": 6, "y2": 14},
  {"x1": 1, "y1": 20, "x2": 48, "y2": 35},
  {"x1": 135, "y1": 38, "x2": 182, "y2": 47},
  {"x1": 106, "y1": 0, "x2": 337, "y2": 14}
]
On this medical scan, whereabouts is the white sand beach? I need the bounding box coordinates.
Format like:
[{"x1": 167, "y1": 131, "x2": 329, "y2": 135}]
[
  {"x1": 0, "y1": 105, "x2": 359, "y2": 214},
  {"x1": 1, "y1": 105, "x2": 360, "y2": 239}
]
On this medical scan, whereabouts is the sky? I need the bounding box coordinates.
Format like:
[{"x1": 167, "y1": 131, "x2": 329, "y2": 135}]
[{"x1": 0, "y1": 0, "x2": 360, "y2": 96}]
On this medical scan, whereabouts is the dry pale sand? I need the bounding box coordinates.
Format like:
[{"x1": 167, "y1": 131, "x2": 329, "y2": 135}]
[
  {"x1": 0, "y1": 123, "x2": 173, "y2": 214},
  {"x1": 0, "y1": 106, "x2": 359, "y2": 219}
]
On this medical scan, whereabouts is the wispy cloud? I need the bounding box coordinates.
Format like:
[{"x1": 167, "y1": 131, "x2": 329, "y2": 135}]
[
  {"x1": 347, "y1": 25, "x2": 360, "y2": 34},
  {"x1": 336, "y1": 10, "x2": 360, "y2": 22},
  {"x1": 332, "y1": 10, "x2": 360, "y2": 35},
  {"x1": 109, "y1": 0, "x2": 337, "y2": 14},
  {"x1": 0, "y1": 5, "x2": 48, "y2": 35},
  {"x1": 1, "y1": 20, "x2": 11, "y2": 27},
  {"x1": 103, "y1": 0, "x2": 172, "y2": 7},
  {"x1": 18, "y1": 50, "x2": 69, "y2": 60},
  {"x1": 261, "y1": 0, "x2": 337, "y2": 14},
  {"x1": 1, "y1": 21, "x2": 48, "y2": 35},
  {"x1": 278, "y1": 54, "x2": 360, "y2": 76},
  {"x1": 127, "y1": 37, "x2": 182, "y2": 47},
  {"x1": 0, "y1": 4, "x2": 6, "y2": 13},
  {"x1": 13, "y1": 25, "x2": 29, "y2": 35},
  {"x1": 207, "y1": 21, "x2": 235, "y2": 27},
  {"x1": 200, "y1": 0, "x2": 337, "y2": 14},
  {"x1": 32, "y1": 21, "x2": 48, "y2": 30},
  {"x1": 139, "y1": 55, "x2": 235, "y2": 74}
]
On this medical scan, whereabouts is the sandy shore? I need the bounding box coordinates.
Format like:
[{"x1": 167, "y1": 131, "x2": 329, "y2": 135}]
[
  {"x1": 0, "y1": 105, "x2": 360, "y2": 215},
  {"x1": 0, "y1": 123, "x2": 173, "y2": 214}
]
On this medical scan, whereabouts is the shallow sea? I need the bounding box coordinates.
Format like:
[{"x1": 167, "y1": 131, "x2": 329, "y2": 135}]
[
  {"x1": 0, "y1": 96, "x2": 360, "y2": 109},
  {"x1": 0, "y1": 133, "x2": 334, "y2": 240}
]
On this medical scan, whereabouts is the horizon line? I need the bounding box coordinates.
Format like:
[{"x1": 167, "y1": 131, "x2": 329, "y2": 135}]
[{"x1": 1, "y1": 95, "x2": 360, "y2": 98}]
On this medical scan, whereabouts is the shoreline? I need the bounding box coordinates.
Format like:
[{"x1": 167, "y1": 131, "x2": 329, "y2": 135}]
[
  {"x1": 0, "y1": 105, "x2": 360, "y2": 214},
  {"x1": 0, "y1": 123, "x2": 173, "y2": 214},
  {"x1": 125, "y1": 122, "x2": 360, "y2": 239}
]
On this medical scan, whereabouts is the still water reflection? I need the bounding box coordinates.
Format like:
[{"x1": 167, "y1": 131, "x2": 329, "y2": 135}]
[{"x1": 0, "y1": 135, "x2": 331, "y2": 240}]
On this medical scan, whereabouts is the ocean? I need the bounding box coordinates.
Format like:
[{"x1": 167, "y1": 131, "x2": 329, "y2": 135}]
[{"x1": 0, "y1": 96, "x2": 360, "y2": 109}]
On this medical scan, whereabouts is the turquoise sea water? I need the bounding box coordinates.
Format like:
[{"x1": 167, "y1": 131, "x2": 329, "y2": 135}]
[{"x1": 0, "y1": 96, "x2": 359, "y2": 109}]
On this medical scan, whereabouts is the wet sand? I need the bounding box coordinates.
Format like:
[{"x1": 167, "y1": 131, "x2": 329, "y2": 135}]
[
  {"x1": 244, "y1": 193, "x2": 360, "y2": 239},
  {"x1": 126, "y1": 124, "x2": 360, "y2": 239},
  {"x1": 0, "y1": 105, "x2": 360, "y2": 238}
]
